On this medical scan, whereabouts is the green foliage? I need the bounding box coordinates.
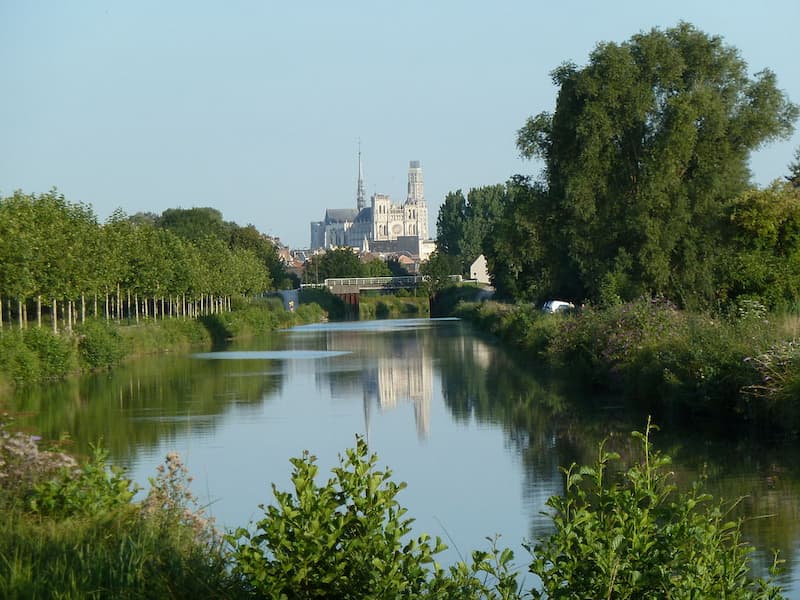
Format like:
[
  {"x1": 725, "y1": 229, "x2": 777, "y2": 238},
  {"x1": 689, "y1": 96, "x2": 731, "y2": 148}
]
[
  {"x1": 299, "y1": 286, "x2": 348, "y2": 320},
  {"x1": 22, "y1": 326, "x2": 77, "y2": 379},
  {"x1": 787, "y1": 147, "x2": 800, "y2": 187},
  {"x1": 1, "y1": 423, "x2": 789, "y2": 598},
  {"x1": 429, "y1": 284, "x2": 488, "y2": 317},
  {"x1": 362, "y1": 257, "x2": 392, "y2": 277},
  {"x1": 0, "y1": 330, "x2": 40, "y2": 384},
  {"x1": 0, "y1": 435, "x2": 237, "y2": 598},
  {"x1": 720, "y1": 182, "x2": 800, "y2": 310},
  {"x1": 742, "y1": 340, "x2": 800, "y2": 425},
  {"x1": 505, "y1": 22, "x2": 798, "y2": 307},
  {"x1": 0, "y1": 192, "x2": 281, "y2": 334},
  {"x1": 453, "y1": 297, "x2": 798, "y2": 431},
  {"x1": 304, "y1": 248, "x2": 365, "y2": 282},
  {"x1": 157, "y1": 206, "x2": 233, "y2": 244},
  {"x1": 28, "y1": 445, "x2": 136, "y2": 517},
  {"x1": 483, "y1": 178, "x2": 552, "y2": 302},
  {"x1": 387, "y1": 257, "x2": 411, "y2": 277},
  {"x1": 229, "y1": 436, "x2": 448, "y2": 599},
  {"x1": 420, "y1": 251, "x2": 462, "y2": 295},
  {"x1": 436, "y1": 185, "x2": 506, "y2": 276},
  {"x1": 359, "y1": 294, "x2": 428, "y2": 319},
  {"x1": 76, "y1": 318, "x2": 128, "y2": 369},
  {"x1": 528, "y1": 421, "x2": 783, "y2": 599}
]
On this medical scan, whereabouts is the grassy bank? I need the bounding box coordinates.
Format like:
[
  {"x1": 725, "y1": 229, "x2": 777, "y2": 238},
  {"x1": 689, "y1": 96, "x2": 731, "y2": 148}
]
[
  {"x1": 0, "y1": 298, "x2": 326, "y2": 388},
  {"x1": 451, "y1": 295, "x2": 800, "y2": 435},
  {"x1": 358, "y1": 290, "x2": 430, "y2": 319}
]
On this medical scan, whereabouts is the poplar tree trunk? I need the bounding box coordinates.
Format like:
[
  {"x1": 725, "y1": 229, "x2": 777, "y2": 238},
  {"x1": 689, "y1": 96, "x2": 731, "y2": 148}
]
[
  {"x1": 116, "y1": 283, "x2": 122, "y2": 321},
  {"x1": 81, "y1": 294, "x2": 86, "y2": 324},
  {"x1": 52, "y1": 299, "x2": 58, "y2": 334},
  {"x1": 0, "y1": 297, "x2": 4, "y2": 330}
]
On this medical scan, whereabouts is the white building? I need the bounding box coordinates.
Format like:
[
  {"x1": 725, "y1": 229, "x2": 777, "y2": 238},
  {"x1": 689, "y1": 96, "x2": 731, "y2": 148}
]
[{"x1": 310, "y1": 157, "x2": 431, "y2": 257}]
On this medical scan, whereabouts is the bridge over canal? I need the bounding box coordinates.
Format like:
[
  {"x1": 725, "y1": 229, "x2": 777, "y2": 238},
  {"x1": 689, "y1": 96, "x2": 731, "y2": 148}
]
[
  {"x1": 297, "y1": 275, "x2": 463, "y2": 308},
  {"x1": 275, "y1": 276, "x2": 465, "y2": 312}
]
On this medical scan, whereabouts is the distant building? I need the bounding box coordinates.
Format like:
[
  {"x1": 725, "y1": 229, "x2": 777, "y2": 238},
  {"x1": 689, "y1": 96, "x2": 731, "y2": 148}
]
[
  {"x1": 310, "y1": 154, "x2": 431, "y2": 257},
  {"x1": 470, "y1": 254, "x2": 491, "y2": 285}
]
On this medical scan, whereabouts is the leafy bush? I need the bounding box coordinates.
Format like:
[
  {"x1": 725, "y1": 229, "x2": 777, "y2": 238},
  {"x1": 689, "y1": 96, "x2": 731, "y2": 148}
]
[
  {"x1": 76, "y1": 318, "x2": 128, "y2": 369},
  {"x1": 28, "y1": 445, "x2": 136, "y2": 517},
  {"x1": 0, "y1": 330, "x2": 40, "y2": 384},
  {"x1": 299, "y1": 287, "x2": 347, "y2": 320},
  {"x1": 528, "y1": 420, "x2": 783, "y2": 599},
  {"x1": 229, "y1": 437, "x2": 448, "y2": 599},
  {"x1": 22, "y1": 326, "x2": 77, "y2": 378}
]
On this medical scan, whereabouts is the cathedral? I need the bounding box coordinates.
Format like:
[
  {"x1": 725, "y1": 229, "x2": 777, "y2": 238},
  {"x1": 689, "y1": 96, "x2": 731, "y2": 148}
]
[{"x1": 310, "y1": 155, "x2": 432, "y2": 257}]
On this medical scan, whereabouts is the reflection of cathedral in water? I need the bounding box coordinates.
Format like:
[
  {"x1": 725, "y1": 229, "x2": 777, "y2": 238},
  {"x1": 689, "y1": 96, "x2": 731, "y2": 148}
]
[{"x1": 316, "y1": 329, "x2": 433, "y2": 438}]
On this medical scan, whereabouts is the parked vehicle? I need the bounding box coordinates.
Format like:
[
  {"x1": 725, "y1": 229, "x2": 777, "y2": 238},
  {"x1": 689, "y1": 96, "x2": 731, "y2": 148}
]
[{"x1": 541, "y1": 300, "x2": 575, "y2": 313}]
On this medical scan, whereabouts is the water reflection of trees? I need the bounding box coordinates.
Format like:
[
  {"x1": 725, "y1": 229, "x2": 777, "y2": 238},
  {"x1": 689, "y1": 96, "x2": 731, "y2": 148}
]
[
  {"x1": 5, "y1": 352, "x2": 284, "y2": 463},
  {"x1": 432, "y1": 321, "x2": 800, "y2": 588}
]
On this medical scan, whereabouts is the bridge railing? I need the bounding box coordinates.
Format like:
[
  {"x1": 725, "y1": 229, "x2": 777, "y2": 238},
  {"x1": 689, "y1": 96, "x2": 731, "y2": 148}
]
[
  {"x1": 323, "y1": 276, "x2": 428, "y2": 289},
  {"x1": 299, "y1": 275, "x2": 463, "y2": 291}
]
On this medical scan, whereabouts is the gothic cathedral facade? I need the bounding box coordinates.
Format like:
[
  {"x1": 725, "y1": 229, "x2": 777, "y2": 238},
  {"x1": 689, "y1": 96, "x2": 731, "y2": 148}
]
[{"x1": 310, "y1": 157, "x2": 430, "y2": 255}]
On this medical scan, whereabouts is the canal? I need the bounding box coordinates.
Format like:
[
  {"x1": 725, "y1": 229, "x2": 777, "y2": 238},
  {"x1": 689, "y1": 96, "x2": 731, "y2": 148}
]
[{"x1": 5, "y1": 317, "x2": 800, "y2": 595}]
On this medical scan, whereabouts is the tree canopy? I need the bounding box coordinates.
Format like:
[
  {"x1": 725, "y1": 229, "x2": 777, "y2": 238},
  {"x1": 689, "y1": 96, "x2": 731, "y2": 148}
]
[
  {"x1": 0, "y1": 192, "x2": 282, "y2": 330},
  {"x1": 435, "y1": 185, "x2": 505, "y2": 276},
  {"x1": 502, "y1": 22, "x2": 797, "y2": 307}
]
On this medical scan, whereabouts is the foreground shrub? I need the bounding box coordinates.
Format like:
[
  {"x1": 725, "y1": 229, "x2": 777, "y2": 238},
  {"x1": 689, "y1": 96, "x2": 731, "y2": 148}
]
[
  {"x1": 229, "y1": 437, "x2": 448, "y2": 599},
  {"x1": 28, "y1": 445, "x2": 135, "y2": 517},
  {"x1": 528, "y1": 420, "x2": 783, "y2": 599},
  {"x1": 0, "y1": 425, "x2": 235, "y2": 598}
]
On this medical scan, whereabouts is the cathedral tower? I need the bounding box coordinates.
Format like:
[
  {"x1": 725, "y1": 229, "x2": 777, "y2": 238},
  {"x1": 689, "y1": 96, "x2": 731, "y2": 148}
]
[{"x1": 406, "y1": 160, "x2": 424, "y2": 203}]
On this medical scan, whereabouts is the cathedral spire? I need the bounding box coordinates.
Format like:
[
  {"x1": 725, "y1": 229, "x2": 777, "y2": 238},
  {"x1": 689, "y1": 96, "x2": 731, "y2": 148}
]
[{"x1": 356, "y1": 140, "x2": 366, "y2": 211}]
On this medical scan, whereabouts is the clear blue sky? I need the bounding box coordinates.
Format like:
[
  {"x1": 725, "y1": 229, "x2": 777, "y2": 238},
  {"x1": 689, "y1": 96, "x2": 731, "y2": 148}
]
[{"x1": 2, "y1": 1, "x2": 798, "y2": 249}]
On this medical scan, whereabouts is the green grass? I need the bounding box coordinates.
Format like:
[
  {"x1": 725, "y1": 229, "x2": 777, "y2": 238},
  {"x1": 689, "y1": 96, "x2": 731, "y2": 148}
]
[{"x1": 0, "y1": 506, "x2": 238, "y2": 599}]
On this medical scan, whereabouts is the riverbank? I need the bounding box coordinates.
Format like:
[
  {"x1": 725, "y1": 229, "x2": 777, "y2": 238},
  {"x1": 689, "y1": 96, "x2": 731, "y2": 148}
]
[
  {"x1": 448, "y1": 294, "x2": 800, "y2": 436},
  {"x1": 0, "y1": 298, "x2": 326, "y2": 389},
  {"x1": 358, "y1": 290, "x2": 430, "y2": 319},
  {"x1": 0, "y1": 421, "x2": 784, "y2": 598}
]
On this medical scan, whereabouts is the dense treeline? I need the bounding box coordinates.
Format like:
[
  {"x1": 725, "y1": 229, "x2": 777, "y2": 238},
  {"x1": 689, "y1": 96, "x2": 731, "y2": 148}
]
[
  {"x1": 436, "y1": 23, "x2": 800, "y2": 311},
  {"x1": 0, "y1": 191, "x2": 291, "y2": 333},
  {"x1": 302, "y1": 247, "x2": 410, "y2": 282}
]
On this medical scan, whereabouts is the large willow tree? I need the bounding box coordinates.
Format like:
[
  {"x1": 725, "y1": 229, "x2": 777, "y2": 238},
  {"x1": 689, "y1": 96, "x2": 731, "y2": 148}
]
[{"x1": 513, "y1": 22, "x2": 797, "y2": 307}]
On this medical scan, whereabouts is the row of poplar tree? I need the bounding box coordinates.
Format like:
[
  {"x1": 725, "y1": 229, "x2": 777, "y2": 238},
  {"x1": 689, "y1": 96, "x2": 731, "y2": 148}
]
[{"x1": 0, "y1": 190, "x2": 289, "y2": 332}]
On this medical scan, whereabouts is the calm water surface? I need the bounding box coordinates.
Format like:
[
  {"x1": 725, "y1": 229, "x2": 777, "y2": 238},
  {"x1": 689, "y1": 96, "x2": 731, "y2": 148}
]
[{"x1": 5, "y1": 317, "x2": 800, "y2": 595}]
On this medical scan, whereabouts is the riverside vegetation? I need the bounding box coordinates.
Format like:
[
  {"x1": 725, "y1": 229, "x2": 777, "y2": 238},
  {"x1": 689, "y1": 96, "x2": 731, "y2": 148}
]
[
  {"x1": 0, "y1": 297, "x2": 325, "y2": 390},
  {"x1": 448, "y1": 294, "x2": 800, "y2": 436},
  {"x1": 0, "y1": 419, "x2": 785, "y2": 598}
]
